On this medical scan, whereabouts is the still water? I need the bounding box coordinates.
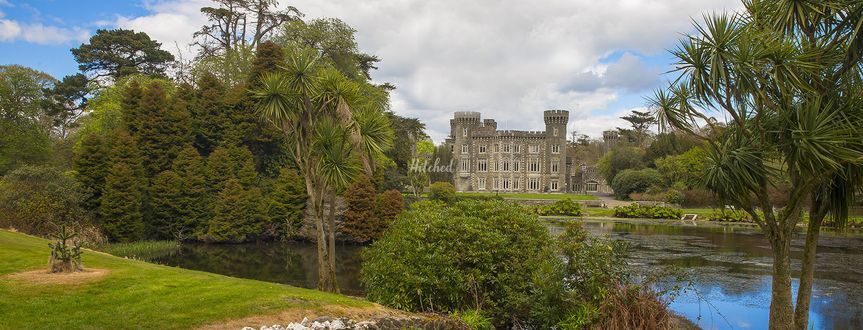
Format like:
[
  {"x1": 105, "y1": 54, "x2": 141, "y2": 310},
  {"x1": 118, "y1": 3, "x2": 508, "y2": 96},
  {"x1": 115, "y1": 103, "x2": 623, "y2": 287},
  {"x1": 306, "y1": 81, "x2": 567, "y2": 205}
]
[{"x1": 146, "y1": 220, "x2": 863, "y2": 329}]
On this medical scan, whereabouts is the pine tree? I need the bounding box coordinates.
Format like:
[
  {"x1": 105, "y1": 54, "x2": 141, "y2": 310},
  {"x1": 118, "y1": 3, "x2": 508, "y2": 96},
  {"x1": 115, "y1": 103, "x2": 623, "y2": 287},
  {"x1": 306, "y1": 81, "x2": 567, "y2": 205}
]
[
  {"x1": 74, "y1": 133, "x2": 111, "y2": 211},
  {"x1": 230, "y1": 146, "x2": 258, "y2": 188},
  {"x1": 205, "y1": 146, "x2": 235, "y2": 195},
  {"x1": 100, "y1": 162, "x2": 145, "y2": 242},
  {"x1": 108, "y1": 130, "x2": 146, "y2": 184},
  {"x1": 149, "y1": 170, "x2": 183, "y2": 239},
  {"x1": 191, "y1": 73, "x2": 229, "y2": 155},
  {"x1": 136, "y1": 82, "x2": 192, "y2": 176},
  {"x1": 172, "y1": 145, "x2": 207, "y2": 235},
  {"x1": 268, "y1": 167, "x2": 308, "y2": 239},
  {"x1": 374, "y1": 189, "x2": 404, "y2": 233},
  {"x1": 205, "y1": 178, "x2": 263, "y2": 243},
  {"x1": 248, "y1": 41, "x2": 285, "y2": 88},
  {"x1": 122, "y1": 80, "x2": 144, "y2": 134},
  {"x1": 342, "y1": 175, "x2": 377, "y2": 243}
]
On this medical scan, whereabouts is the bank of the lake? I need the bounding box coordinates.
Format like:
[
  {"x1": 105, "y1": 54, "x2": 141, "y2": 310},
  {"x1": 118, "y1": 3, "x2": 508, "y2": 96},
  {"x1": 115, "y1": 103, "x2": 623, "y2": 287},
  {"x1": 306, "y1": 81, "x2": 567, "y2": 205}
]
[
  {"x1": 0, "y1": 230, "x2": 409, "y2": 329},
  {"x1": 142, "y1": 218, "x2": 863, "y2": 329}
]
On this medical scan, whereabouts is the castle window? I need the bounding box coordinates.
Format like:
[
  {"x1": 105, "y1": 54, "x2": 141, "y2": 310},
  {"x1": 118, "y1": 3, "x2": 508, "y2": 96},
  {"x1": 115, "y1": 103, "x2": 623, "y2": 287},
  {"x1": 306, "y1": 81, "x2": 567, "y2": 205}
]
[
  {"x1": 551, "y1": 160, "x2": 559, "y2": 173},
  {"x1": 550, "y1": 180, "x2": 559, "y2": 191},
  {"x1": 528, "y1": 178, "x2": 540, "y2": 190},
  {"x1": 513, "y1": 161, "x2": 520, "y2": 172},
  {"x1": 477, "y1": 178, "x2": 486, "y2": 190},
  {"x1": 494, "y1": 144, "x2": 499, "y2": 152},
  {"x1": 553, "y1": 128, "x2": 558, "y2": 136},
  {"x1": 587, "y1": 181, "x2": 598, "y2": 192},
  {"x1": 551, "y1": 144, "x2": 560, "y2": 153},
  {"x1": 463, "y1": 128, "x2": 468, "y2": 137},
  {"x1": 529, "y1": 145, "x2": 540, "y2": 153},
  {"x1": 494, "y1": 161, "x2": 499, "y2": 171},
  {"x1": 502, "y1": 144, "x2": 511, "y2": 152},
  {"x1": 461, "y1": 145, "x2": 468, "y2": 154},
  {"x1": 494, "y1": 178, "x2": 500, "y2": 190},
  {"x1": 529, "y1": 159, "x2": 540, "y2": 172},
  {"x1": 461, "y1": 159, "x2": 469, "y2": 171},
  {"x1": 479, "y1": 145, "x2": 487, "y2": 153},
  {"x1": 502, "y1": 161, "x2": 510, "y2": 171},
  {"x1": 502, "y1": 179, "x2": 510, "y2": 190},
  {"x1": 514, "y1": 145, "x2": 521, "y2": 153},
  {"x1": 478, "y1": 159, "x2": 488, "y2": 172},
  {"x1": 513, "y1": 179, "x2": 520, "y2": 189}
]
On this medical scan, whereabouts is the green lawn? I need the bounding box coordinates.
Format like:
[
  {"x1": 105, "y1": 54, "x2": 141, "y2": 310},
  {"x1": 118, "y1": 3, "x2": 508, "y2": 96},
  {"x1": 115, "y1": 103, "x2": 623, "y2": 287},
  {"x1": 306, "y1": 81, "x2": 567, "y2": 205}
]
[
  {"x1": 455, "y1": 192, "x2": 599, "y2": 200},
  {"x1": 0, "y1": 230, "x2": 373, "y2": 329}
]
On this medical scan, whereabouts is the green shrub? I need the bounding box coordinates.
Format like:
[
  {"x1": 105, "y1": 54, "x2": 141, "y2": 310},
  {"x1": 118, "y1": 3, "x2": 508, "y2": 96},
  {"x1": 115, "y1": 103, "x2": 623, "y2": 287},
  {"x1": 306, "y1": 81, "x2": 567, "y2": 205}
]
[
  {"x1": 362, "y1": 199, "x2": 554, "y2": 327},
  {"x1": 613, "y1": 204, "x2": 682, "y2": 219},
  {"x1": 707, "y1": 209, "x2": 752, "y2": 222},
  {"x1": 428, "y1": 181, "x2": 456, "y2": 202},
  {"x1": 0, "y1": 165, "x2": 90, "y2": 236},
  {"x1": 537, "y1": 198, "x2": 583, "y2": 216},
  {"x1": 611, "y1": 168, "x2": 664, "y2": 200},
  {"x1": 451, "y1": 310, "x2": 494, "y2": 330}
]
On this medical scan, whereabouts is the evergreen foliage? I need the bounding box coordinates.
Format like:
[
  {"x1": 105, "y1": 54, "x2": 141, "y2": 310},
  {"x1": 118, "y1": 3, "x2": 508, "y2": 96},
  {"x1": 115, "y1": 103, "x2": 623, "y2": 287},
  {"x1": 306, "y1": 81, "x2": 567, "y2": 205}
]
[
  {"x1": 204, "y1": 178, "x2": 265, "y2": 243},
  {"x1": 171, "y1": 146, "x2": 208, "y2": 236},
  {"x1": 100, "y1": 162, "x2": 145, "y2": 242},
  {"x1": 74, "y1": 133, "x2": 111, "y2": 210},
  {"x1": 267, "y1": 167, "x2": 307, "y2": 239},
  {"x1": 342, "y1": 176, "x2": 377, "y2": 243},
  {"x1": 149, "y1": 170, "x2": 184, "y2": 239}
]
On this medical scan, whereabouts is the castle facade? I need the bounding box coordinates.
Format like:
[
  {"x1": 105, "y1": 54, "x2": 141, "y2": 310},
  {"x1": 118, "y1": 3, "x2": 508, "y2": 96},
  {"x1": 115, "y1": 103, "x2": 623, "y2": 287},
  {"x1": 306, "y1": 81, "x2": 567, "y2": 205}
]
[{"x1": 445, "y1": 110, "x2": 570, "y2": 193}]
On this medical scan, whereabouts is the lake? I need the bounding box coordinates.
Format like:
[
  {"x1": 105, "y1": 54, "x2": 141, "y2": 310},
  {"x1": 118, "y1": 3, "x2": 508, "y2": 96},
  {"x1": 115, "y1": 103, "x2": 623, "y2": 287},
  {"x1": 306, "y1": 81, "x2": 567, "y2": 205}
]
[{"x1": 145, "y1": 219, "x2": 863, "y2": 329}]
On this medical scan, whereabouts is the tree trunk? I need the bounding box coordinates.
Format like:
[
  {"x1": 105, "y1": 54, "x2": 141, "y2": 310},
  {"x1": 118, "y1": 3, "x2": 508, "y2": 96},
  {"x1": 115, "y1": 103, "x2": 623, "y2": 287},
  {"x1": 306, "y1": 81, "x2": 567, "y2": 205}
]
[
  {"x1": 794, "y1": 213, "x2": 824, "y2": 329},
  {"x1": 326, "y1": 189, "x2": 339, "y2": 293},
  {"x1": 305, "y1": 173, "x2": 337, "y2": 292},
  {"x1": 768, "y1": 229, "x2": 796, "y2": 330}
]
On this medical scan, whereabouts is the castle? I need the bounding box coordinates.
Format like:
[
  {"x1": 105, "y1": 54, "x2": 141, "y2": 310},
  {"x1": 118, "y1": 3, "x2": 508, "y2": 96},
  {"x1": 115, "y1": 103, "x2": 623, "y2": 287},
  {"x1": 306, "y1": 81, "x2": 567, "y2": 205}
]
[{"x1": 445, "y1": 110, "x2": 570, "y2": 192}]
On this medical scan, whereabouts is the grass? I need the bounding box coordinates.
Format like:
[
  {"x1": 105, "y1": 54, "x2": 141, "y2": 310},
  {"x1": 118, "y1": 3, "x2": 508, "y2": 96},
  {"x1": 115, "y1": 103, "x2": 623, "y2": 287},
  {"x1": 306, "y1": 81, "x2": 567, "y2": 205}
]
[
  {"x1": 96, "y1": 240, "x2": 181, "y2": 260},
  {"x1": 455, "y1": 192, "x2": 599, "y2": 200},
  {"x1": 0, "y1": 230, "x2": 374, "y2": 329}
]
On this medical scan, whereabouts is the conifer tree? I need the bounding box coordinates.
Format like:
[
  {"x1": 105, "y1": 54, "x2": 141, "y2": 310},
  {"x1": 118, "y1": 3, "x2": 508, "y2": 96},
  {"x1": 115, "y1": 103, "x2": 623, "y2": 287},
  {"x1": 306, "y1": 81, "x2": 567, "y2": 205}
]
[
  {"x1": 192, "y1": 73, "x2": 229, "y2": 155},
  {"x1": 100, "y1": 162, "x2": 145, "y2": 242},
  {"x1": 205, "y1": 146, "x2": 235, "y2": 195},
  {"x1": 74, "y1": 133, "x2": 111, "y2": 210},
  {"x1": 149, "y1": 170, "x2": 183, "y2": 239},
  {"x1": 122, "y1": 80, "x2": 144, "y2": 134},
  {"x1": 374, "y1": 189, "x2": 404, "y2": 232},
  {"x1": 136, "y1": 82, "x2": 193, "y2": 176},
  {"x1": 342, "y1": 175, "x2": 377, "y2": 243},
  {"x1": 109, "y1": 130, "x2": 146, "y2": 183},
  {"x1": 268, "y1": 167, "x2": 307, "y2": 239},
  {"x1": 205, "y1": 178, "x2": 263, "y2": 243},
  {"x1": 172, "y1": 145, "x2": 208, "y2": 235}
]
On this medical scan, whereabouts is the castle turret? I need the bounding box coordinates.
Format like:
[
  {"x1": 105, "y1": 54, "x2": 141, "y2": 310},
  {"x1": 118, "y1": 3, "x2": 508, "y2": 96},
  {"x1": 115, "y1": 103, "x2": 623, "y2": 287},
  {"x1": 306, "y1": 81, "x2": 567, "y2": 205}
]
[{"x1": 544, "y1": 110, "x2": 569, "y2": 192}]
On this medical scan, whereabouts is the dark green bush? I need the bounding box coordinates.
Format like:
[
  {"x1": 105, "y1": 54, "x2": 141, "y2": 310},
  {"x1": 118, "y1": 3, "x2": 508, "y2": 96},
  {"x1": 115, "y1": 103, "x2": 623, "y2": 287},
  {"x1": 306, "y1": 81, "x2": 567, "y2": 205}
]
[
  {"x1": 362, "y1": 200, "x2": 664, "y2": 328},
  {"x1": 613, "y1": 204, "x2": 683, "y2": 219},
  {"x1": 428, "y1": 181, "x2": 456, "y2": 202},
  {"x1": 361, "y1": 199, "x2": 554, "y2": 327},
  {"x1": 537, "y1": 198, "x2": 584, "y2": 216},
  {"x1": 611, "y1": 168, "x2": 664, "y2": 200}
]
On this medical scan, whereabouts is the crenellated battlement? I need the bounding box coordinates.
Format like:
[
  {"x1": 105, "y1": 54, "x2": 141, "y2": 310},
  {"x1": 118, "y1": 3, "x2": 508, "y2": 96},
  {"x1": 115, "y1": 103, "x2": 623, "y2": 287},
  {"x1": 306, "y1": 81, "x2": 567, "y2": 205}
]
[{"x1": 544, "y1": 110, "x2": 569, "y2": 125}]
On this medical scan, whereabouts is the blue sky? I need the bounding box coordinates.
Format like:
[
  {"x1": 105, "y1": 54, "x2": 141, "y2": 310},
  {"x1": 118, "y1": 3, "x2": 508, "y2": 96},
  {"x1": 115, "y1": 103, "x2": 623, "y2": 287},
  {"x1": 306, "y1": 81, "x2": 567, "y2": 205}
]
[{"x1": 0, "y1": 0, "x2": 739, "y2": 142}]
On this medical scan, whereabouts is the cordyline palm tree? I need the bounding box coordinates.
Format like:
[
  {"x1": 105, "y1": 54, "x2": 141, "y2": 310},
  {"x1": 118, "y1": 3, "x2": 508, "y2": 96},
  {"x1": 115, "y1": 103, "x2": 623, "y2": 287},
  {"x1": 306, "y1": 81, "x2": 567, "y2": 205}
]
[
  {"x1": 649, "y1": 1, "x2": 863, "y2": 328},
  {"x1": 252, "y1": 49, "x2": 393, "y2": 292}
]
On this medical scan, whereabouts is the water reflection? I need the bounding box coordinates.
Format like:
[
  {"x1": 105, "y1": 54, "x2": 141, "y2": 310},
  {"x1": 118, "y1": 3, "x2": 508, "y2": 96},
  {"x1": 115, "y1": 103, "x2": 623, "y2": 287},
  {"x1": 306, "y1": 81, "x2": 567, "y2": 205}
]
[
  {"x1": 144, "y1": 220, "x2": 863, "y2": 328},
  {"x1": 573, "y1": 220, "x2": 863, "y2": 330},
  {"x1": 148, "y1": 242, "x2": 366, "y2": 295}
]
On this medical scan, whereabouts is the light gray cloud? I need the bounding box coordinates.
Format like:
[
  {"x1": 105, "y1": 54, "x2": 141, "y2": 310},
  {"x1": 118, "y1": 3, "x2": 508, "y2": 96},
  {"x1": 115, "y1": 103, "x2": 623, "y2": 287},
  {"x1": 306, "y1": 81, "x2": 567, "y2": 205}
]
[
  {"x1": 113, "y1": 0, "x2": 740, "y2": 141},
  {"x1": 0, "y1": 18, "x2": 89, "y2": 44}
]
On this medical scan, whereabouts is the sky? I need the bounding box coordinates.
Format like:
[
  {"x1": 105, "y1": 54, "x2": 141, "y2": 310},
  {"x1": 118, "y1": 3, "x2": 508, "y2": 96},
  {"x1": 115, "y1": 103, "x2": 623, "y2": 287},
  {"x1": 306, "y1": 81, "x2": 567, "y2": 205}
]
[{"x1": 0, "y1": 0, "x2": 741, "y2": 142}]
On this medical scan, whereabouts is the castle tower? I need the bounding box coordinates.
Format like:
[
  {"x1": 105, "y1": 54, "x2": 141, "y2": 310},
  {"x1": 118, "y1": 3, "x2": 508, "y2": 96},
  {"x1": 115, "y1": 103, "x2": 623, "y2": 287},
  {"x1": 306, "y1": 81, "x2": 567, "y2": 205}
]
[
  {"x1": 450, "y1": 111, "x2": 481, "y2": 191},
  {"x1": 544, "y1": 110, "x2": 569, "y2": 192}
]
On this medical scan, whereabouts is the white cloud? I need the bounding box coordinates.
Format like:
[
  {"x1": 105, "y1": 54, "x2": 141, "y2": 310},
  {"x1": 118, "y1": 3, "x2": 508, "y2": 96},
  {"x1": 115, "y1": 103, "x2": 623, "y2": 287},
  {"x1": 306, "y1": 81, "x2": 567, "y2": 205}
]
[
  {"x1": 0, "y1": 18, "x2": 88, "y2": 44},
  {"x1": 113, "y1": 0, "x2": 740, "y2": 142},
  {"x1": 114, "y1": 0, "x2": 210, "y2": 59}
]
